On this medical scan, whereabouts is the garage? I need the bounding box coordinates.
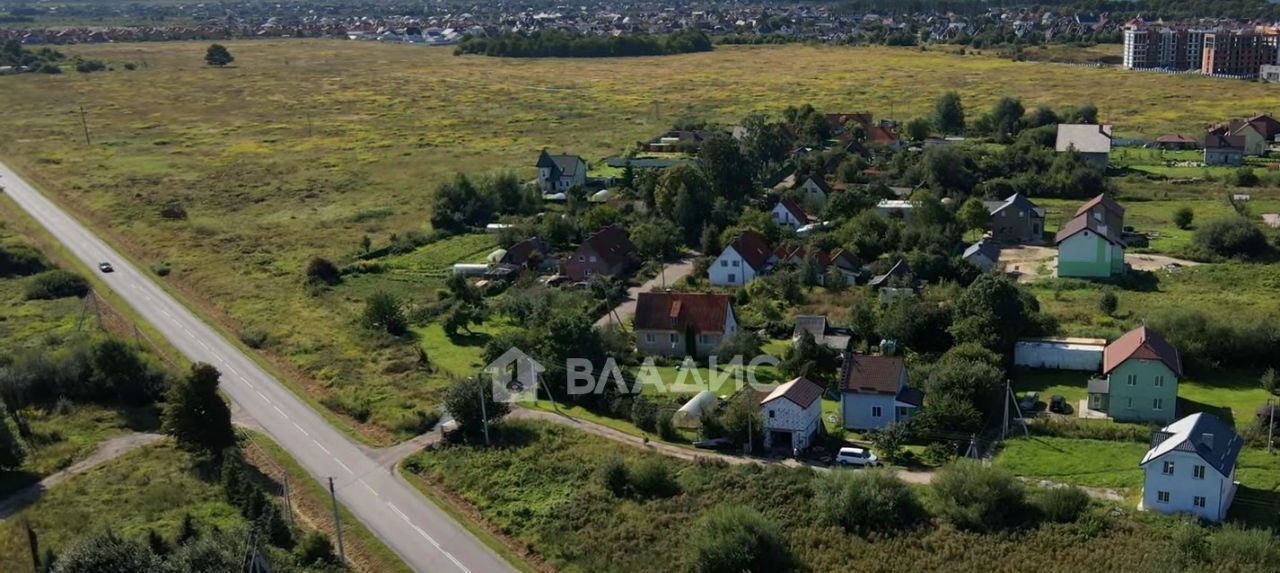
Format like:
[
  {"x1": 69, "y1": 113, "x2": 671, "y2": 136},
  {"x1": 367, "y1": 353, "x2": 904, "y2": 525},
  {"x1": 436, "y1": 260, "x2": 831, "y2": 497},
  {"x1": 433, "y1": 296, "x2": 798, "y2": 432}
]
[{"x1": 1014, "y1": 337, "x2": 1106, "y2": 371}]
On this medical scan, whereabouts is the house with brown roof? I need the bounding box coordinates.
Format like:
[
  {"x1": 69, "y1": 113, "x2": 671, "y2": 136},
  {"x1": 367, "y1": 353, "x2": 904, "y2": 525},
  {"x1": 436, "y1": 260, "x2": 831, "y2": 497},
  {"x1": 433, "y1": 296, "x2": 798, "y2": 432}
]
[
  {"x1": 1204, "y1": 132, "x2": 1246, "y2": 166},
  {"x1": 760, "y1": 377, "x2": 825, "y2": 453},
  {"x1": 497, "y1": 237, "x2": 552, "y2": 271},
  {"x1": 1086, "y1": 326, "x2": 1182, "y2": 424},
  {"x1": 1056, "y1": 194, "x2": 1126, "y2": 278},
  {"x1": 795, "y1": 175, "x2": 832, "y2": 210},
  {"x1": 1153, "y1": 134, "x2": 1198, "y2": 150},
  {"x1": 633, "y1": 292, "x2": 736, "y2": 358},
  {"x1": 838, "y1": 354, "x2": 922, "y2": 430},
  {"x1": 1209, "y1": 118, "x2": 1270, "y2": 156},
  {"x1": 709, "y1": 230, "x2": 776, "y2": 286},
  {"x1": 775, "y1": 246, "x2": 862, "y2": 285},
  {"x1": 559, "y1": 225, "x2": 637, "y2": 282},
  {"x1": 770, "y1": 197, "x2": 810, "y2": 230}
]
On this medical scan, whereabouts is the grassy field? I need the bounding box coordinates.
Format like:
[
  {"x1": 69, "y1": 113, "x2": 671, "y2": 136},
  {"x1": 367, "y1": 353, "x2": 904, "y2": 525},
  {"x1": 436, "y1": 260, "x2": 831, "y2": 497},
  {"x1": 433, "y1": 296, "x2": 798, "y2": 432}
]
[{"x1": 3, "y1": 39, "x2": 1280, "y2": 441}]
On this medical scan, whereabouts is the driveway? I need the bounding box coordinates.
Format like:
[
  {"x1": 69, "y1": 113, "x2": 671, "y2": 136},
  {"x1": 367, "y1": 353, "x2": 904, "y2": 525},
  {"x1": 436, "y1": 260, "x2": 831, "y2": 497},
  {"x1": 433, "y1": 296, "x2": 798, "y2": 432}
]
[
  {"x1": 596, "y1": 258, "x2": 695, "y2": 327},
  {"x1": 998, "y1": 245, "x2": 1201, "y2": 283},
  {"x1": 0, "y1": 433, "x2": 164, "y2": 518}
]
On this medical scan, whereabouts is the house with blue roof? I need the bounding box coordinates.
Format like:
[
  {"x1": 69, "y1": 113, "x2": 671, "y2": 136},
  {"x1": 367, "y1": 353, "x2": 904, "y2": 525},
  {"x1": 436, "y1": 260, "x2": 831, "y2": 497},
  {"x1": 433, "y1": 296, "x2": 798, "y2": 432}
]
[{"x1": 1139, "y1": 412, "x2": 1243, "y2": 523}]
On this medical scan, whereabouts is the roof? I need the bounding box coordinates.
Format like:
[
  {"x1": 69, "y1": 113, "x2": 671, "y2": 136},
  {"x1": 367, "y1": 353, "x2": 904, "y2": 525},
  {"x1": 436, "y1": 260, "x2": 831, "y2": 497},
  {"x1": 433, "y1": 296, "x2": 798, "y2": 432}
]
[
  {"x1": 895, "y1": 386, "x2": 924, "y2": 408},
  {"x1": 725, "y1": 230, "x2": 774, "y2": 272},
  {"x1": 1056, "y1": 124, "x2": 1114, "y2": 154},
  {"x1": 502, "y1": 237, "x2": 549, "y2": 265},
  {"x1": 775, "y1": 197, "x2": 809, "y2": 222},
  {"x1": 868, "y1": 125, "x2": 899, "y2": 146},
  {"x1": 1204, "y1": 132, "x2": 1246, "y2": 151},
  {"x1": 989, "y1": 193, "x2": 1045, "y2": 218},
  {"x1": 1075, "y1": 193, "x2": 1126, "y2": 221},
  {"x1": 578, "y1": 225, "x2": 636, "y2": 267},
  {"x1": 792, "y1": 315, "x2": 828, "y2": 341},
  {"x1": 537, "y1": 149, "x2": 585, "y2": 178},
  {"x1": 1140, "y1": 413, "x2": 1243, "y2": 477},
  {"x1": 799, "y1": 175, "x2": 833, "y2": 194},
  {"x1": 868, "y1": 259, "x2": 910, "y2": 288},
  {"x1": 1247, "y1": 114, "x2": 1280, "y2": 139},
  {"x1": 761, "y1": 377, "x2": 824, "y2": 409},
  {"x1": 840, "y1": 354, "x2": 905, "y2": 395},
  {"x1": 634, "y1": 292, "x2": 732, "y2": 333},
  {"x1": 1103, "y1": 326, "x2": 1183, "y2": 377},
  {"x1": 1055, "y1": 212, "x2": 1123, "y2": 246},
  {"x1": 963, "y1": 239, "x2": 1001, "y2": 262}
]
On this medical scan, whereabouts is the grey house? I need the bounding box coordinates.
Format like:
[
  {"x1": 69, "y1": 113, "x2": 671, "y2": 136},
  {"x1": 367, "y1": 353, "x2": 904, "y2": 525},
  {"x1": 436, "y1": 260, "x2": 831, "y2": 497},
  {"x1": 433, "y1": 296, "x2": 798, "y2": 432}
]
[
  {"x1": 984, "y1": 193, "x2": 1045, "y2": 244},
  {"x1": 1203, "y1": 133, "x2": 1245, "y2": 167},
  {"x1": 1056, "y1": 124, "x2": 1113, "y2": 170}
]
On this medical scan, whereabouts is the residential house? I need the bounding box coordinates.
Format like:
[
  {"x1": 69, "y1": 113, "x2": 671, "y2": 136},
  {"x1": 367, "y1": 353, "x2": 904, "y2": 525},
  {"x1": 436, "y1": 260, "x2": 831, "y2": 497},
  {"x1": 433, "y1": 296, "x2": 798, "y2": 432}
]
[
  {"x1": 795, "y1": 175, "x2": 832, "y2": 210},
  {"x1": 1139, "y1": 413, "x2": 1242, "y2": 523},
  {"x1": 536, "y1": 149, "x2": 587, "y2": 193},
  {"x1": 775, "y1": 246, "x2": 861, "y2": 285},
  {"x1": 496, "y1": 237, "x2": 552, "y2": 271},
  {"x1": 1203, "y1": 133, "x2": 1245, "y2": 166},
  {"x1": 1247, "y1": 114, "x2": 1280, "y2": 143},
  {"x1": 1056, "y1": 194, "x2": 1126, "y2": 278},
  {"x1": 867, "y1": 259, "x2": 913, "y2": 289},
  {"x1": 839, "y1": 354, "x2": 922, "y2": 431},
  {"x1": 1055, "y1": 124, "x2": 1114, "y2": 170},
  {"x1": 1209, "y1": 118, "x2": 1273, "y2": 156},
  {"x1": 559, "y1": 225, "x2": 637, "y2": 282},
  {"x1": 867, "y1": 125, "x2": 901, "y2": 150},
  {"x1": 633, "y1": 292, "x2": 736, "y2": 358},
  {"x1": 962, "y1": 239, "x2": 1001, "y2": 272},
  {"x1": 985, "y1": 193, "x2": 1045, "y2": 243},
  {"x1": 709, "y1": 230, "x2": 775, "y2": 287},
  {"x1": 1087, "y1": 326, "x2": 1182, "y2": 424},
  {"x1": 792, "y1": 315, "x2": 853, "y2": 352},
  {"x1": 760, "y1": 377, "x2": 825, "y2": 453},
  {"x1": 771, "y1": 197, "x2": 810, "y2": 230},
  {"x1": 1153, "y1": 134, "x2": 1198, "y2": 150}
]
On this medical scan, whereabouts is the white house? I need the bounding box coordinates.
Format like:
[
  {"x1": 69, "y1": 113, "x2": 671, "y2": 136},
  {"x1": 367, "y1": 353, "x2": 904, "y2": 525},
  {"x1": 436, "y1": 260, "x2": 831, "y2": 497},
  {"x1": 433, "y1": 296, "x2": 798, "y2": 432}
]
[
  {"x1": 1139, "y1": 413, "x2": 1243, "y2": 523},
  {"x1": 709, "y1": 230, "x2": 775, "y2": 286},
  {"x1": 962, "y1": 239, "x2": 1000, "y2": 272},
  {"x1": 795, "y1": 175, "x2": 831, "y2": 210},
  {"x1": 760, "y1": 377, "x2": 825, "y2": 453},
  {"x1": 839, "y1": 355, "x2": 922, "y2": 431},
  {"x1": 536, "y1": 149, "x2": 587, "y2": 193},
  {"x1": 771, "y1": 197, "x2": 809, "y2": 230}
]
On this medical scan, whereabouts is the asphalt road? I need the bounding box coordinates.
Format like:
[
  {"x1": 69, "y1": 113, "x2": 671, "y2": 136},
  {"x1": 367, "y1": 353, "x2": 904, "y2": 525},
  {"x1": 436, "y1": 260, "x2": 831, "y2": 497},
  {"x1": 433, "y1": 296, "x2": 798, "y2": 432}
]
[{"x1": 0, "y1": 160, "x2": 514, "y2": 573}]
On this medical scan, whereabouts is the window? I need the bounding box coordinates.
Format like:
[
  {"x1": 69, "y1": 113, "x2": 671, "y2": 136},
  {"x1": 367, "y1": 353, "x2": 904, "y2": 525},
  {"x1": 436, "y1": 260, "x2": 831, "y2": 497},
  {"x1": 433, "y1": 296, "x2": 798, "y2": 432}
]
[
  {"x1": 728, "y1": 274, "x2": 736, "y2": 283},
  {"x1": 1157, "y1": 491, "x2": 1170, "y2": 504},
  {"x1": 1126, "y1": 398, "x2": 1133, "y2": 408},
  {"x1": 1153, "y1": 398, "x2": 1164, "y2": 411},
  {"x1": 644, "y1": 334, "x2": 655, "y2": 344},
  {"x1": 578, "y1": 255, "x2": 585, "y2": 262},
  {"x1": 720, "y1": 260, "x2": 727, "y2": 267},
  {"x1": 1126, "y1": 374, "x2": 1137, "y2": 386},
  {"x1": 698, "y1": 335, "x2": 709, "y2": 345},
  {"x1": 669, "y1": 334, "x2": 678, "y2": 343},
  {"x1": 1193, "y1": 465, "x2": 1206, "y2": 480},
  {"x1": 1154, "y1": 375, "x2": 1165, "y2": 387},
  {"x1": 1162, "y1": 461, "x2": 1175, "y2": 475},
  {"x1": 731, "y1": 260, "x2": 740, "y2": 267},
  {"x1": 768, "y1": 410, "x2": 775, "y2": 419},
  {"x1": 871, "y1": 406, "x2": 883, "y2": 418},
  {"x1": 1193, "y1": 496, "x2": 1206, "y2": 508},
  {"x1": 1001, "y1": 210, "x2": 1007, "y2": 218},
  {"x1": 588, "y1": 255, "x2": 597, "y2": 263}
]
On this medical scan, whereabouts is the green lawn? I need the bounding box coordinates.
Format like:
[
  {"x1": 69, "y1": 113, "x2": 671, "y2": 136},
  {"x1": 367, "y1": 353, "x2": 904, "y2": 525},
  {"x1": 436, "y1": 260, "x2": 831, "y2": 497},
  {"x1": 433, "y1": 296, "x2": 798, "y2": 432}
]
[
  {"x1": 1012, "y1": 368, "x2": 1090, "y2": 413},
  {"x1": 1178, "y1": 370, "x2": 1274, "y2": 431},
  {"x1": 994, "y1": 436, "x2": 1148, "y2": 491}
]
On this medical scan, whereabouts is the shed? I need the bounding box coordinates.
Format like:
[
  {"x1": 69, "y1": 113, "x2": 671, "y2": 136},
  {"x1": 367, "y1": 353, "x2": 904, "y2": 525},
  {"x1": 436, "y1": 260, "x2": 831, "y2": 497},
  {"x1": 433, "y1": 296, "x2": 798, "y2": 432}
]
[
  {"x1": 1014, "y1": 337, "x2": 1106, "y2": 371},
  {"x1": 452, "y1": 263, "x2": 490, "y2": 276},
  {"x1": 672, "y1": 390, "x2": 719, "y2": 429}
]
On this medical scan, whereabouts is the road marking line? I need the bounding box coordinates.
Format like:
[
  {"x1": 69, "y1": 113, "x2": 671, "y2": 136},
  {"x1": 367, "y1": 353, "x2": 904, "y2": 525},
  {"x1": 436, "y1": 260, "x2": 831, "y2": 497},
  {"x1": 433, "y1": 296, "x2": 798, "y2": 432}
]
[
  {"x1": 335, "y1": 458, "x2": 353, "y2": 474},
  {"x1": 293, "y1": 422, "x2": 309, "y2": 437},
  {"x1": 239, "y1": 376, "x2": 253, "y2": 389},
  {"x1": 273, "y1": 405, "x2": 287, "y2": 418},
  {"x1": 387, "y1": 502, "x2": 408, "y2": 521},
  {"x1": 415, "y1": 524, "x2": 472, "y2": 573},
  {"x1": 255, "y1": 390, "x2": 270, "y2": 403},
  {"x1": 212, "y1": 353, "x2": 223, "y2": 362},
  {"x1": 313, "y1": 440, "x2": 331, "y2": 455},
  {"x1": 359, "y1": 479, "x2": 379, "y2": 497},
  {"x1": 198, "y1": 341, "x2": 209, "y2": 350}
]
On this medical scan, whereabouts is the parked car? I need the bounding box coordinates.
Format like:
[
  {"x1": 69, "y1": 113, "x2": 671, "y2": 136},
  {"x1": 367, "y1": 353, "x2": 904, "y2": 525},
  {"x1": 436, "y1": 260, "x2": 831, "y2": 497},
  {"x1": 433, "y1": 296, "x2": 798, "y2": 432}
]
[
  {"x1": 1018, "y1": 391, "x2": 1038, "y2": 414},
  {"x1": 835, "y1": 447, "x2": 879, "y2": 467},
  {"x1": 98, "y1": 262, "x2": 114, "y2": 273},
  {"x1": 692, "y1": 438, "x2": 732, "y2": 450},
  {"x1": 1049, "y1": 395, "x2": 1066, "y2": 414}
]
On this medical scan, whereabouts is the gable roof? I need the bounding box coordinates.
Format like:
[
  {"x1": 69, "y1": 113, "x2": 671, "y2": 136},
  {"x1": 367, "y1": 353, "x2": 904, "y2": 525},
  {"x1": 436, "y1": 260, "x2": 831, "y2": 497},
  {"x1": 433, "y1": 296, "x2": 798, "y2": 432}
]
[
  {"x1": 963, "y1": 239, "x2": 1001, "y2": 262},
  {"x1": 793, "y1": 315, "x2": 828, "y2": 341},
  {"x1": 840, "y1": 354, "x2": 906, "y2": 395},
  {"x1": 1104, "y1": 326, "x2": 1182, "y2": 376},
  {"x1": 989, "y1": 193, "x2": 1045, "y2": 218},
  {"x1": 724, "y1": 230, "x2": 774, "y2": 272},
  {"x1": 1075, "y1": 193, "x2": 1126, "y2": 220},
  {"x1": 798, "y1": 175, "x2": 833, "y2": 194},
  {"x1": 867, "y1": 125, "x2": 899, "y2": 146},
  {"x1": 1056, "y1": 124, "x2": 1114, "y2": 154},
  {"x1": 502, "y1": 237, "x2": 549, "y2": 266},
  {"x1": 1055, "y1": 212, "x2": 1123, "y2": 246},
  {"x1": 537, "y1": 149, "x2": 585, "y2": 179},
  {"x1": 1248, "y1": 114, "x2": 1280, "y2": 139},
  {"x1": 634, "y1": 292, "x2": 732, "y2": 333},
  {"x1": 1204, "y1": 132, "x2": 1246, "y2": 151},
  {"x1": 578, "y1": 225, "x2": 636, "y2": 266},
  {"x1": 775, "y1": 197, "x2": 809, "y2": 222},
  {"x1": 1140, "y1": 413, "x2": 1242, "y2": 477},
  {"x1": 761, "y1": 376, "x2": 824, "y2": 409},
  {"x1": 867, "y1": 259, "x2": 910, "y2": 288}
]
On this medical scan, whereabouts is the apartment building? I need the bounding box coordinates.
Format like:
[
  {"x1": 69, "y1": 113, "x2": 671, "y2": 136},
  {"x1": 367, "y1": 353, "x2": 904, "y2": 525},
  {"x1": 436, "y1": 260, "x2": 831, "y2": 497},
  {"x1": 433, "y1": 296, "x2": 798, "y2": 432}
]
[{"x1": 1124, "y1": 24, "x2": 1278, "y2": 77}]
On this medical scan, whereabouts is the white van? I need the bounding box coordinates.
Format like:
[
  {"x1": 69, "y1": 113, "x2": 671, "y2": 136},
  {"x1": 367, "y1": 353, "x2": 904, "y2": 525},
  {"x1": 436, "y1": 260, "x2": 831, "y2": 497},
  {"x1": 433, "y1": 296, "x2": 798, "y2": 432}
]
[{"x1": 835, "y1": 447, "x2": 879, "y2": 468}]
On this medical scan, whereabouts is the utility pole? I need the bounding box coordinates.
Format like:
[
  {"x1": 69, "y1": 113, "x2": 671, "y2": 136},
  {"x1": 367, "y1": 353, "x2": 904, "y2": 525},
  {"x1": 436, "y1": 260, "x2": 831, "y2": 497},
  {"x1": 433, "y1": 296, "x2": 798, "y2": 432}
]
[
  {"x1": 479, "y1": 384, "x2": 491, "y2": 446},
  {"x1": 1002, "y1": 379, "x2": 1010, "y2": 439},
  {"x1": 1269, "y1": 397, "x2": 1275, "y2": 454},
  {"x1": 328, "y1": 477, "x2": 346, "y2": 566},
  {"x1": 281, "y1": 472, "x2": 294, "y2": 525},
  {"x1": 78, "y1": 105, "x2": 91, "y2": 146}
]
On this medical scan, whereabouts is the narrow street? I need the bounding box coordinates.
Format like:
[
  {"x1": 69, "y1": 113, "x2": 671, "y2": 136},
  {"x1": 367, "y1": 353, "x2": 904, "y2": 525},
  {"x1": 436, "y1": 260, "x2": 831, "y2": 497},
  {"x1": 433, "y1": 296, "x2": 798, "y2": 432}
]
[{"x1": 595, "y1": 257, "x2": 696, "y2": 328}]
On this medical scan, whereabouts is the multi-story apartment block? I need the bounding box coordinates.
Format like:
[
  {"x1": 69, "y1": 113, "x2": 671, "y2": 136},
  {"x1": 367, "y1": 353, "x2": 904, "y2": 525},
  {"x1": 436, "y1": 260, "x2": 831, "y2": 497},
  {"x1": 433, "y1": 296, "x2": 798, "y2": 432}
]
[{"x1": 1125, "y1": 23, "x2": 1277, "y2": 77}]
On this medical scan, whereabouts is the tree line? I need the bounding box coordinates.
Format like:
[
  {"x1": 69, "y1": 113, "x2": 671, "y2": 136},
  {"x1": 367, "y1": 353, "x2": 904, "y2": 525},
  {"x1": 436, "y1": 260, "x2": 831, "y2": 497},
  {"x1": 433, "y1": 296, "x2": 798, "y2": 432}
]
[{"x1": 455, "y1": 29, "x2": 712, "y2": 58}]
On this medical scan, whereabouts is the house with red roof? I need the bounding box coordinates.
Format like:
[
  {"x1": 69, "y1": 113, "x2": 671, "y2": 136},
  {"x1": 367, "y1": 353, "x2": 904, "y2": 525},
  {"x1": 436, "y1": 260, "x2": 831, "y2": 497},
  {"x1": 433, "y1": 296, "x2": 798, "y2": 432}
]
[
  {"x1": 1087, "y1": 326, "x2": 1182, "y2": 424},
  {"x1": 559, "y1": 225, "x2": 637, "y2": 282},
  {"x1": 760, "y1": 377, "x2": 825, "y2": 453},
  {"x1": 839, "y1": 354, "x2": 922, "y2": 430},
  {"x1": 1056, "y1": 194, "x2": 1126, "y2": 278},
  {"x1": 633, "y1": 292, "x2": 736, "y2": 358},
  {"x1": 770, "y1": 197, "x2": 810, "y2": 230},
  {"x1": 709, "y1": 230, "x2": 776, "y2": 286}
]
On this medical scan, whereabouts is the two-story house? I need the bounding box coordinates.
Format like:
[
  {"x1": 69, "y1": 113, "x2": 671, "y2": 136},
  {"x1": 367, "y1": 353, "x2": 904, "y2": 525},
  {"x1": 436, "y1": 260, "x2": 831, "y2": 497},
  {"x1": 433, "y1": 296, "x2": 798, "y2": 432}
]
[
  {"x1": 760, "y1": 376, "x2": 824, "y2": 453},
  {"x1": 795, "y1": 175, "x2": 832, "y2": 210},
  {"x1": 708, "y1": 230, "x2": 776, "y2": 287},
  {"x1": 1056, "y1": 194, "x2": 1126, "y2": 278},
  {"x1": 1087, "y1": 326, "x2": 1182, "y2": 424},
  {"x1": 770, "y1": 197, "x2": 810, "y2": 230},
  {"x1": 559, "y1": 225, "x2": 637, "y2": 282},
  {"x1": 633, "y1": 292, "x2": 736, "y2": 358},
  {"x1": 536, "y1": 149, "x2": 587, "y2": 193},
  {"x1": 839, "y1": 355, "x2": 923, "y2": 431},
  {"x1": 1139, "y1": 413, "x2": 1242, "y2": 523},
  {"x1": 985, "y1": 193, "x2": 1045, "y2": 244}
]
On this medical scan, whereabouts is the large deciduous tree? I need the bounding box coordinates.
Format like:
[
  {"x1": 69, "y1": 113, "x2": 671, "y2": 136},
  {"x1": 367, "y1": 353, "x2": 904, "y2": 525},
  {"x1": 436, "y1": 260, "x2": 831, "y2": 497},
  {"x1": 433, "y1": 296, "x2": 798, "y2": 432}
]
[
  {"x1": 162, "y1": 363, "x2": 235, "y2": 456},
  {"x1": 932, "y1": 91, "x2": 965, "y2": 134}
]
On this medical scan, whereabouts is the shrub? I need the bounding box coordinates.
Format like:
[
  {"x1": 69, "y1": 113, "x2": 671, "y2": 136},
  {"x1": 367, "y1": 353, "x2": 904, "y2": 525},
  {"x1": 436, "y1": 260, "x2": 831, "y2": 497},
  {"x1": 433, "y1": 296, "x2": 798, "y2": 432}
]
[
  {"x1": 1231, "y1": 167, "x2": 1259, "y2": 188},
  {"x1": 599, "y1": 457, "x2": 631, "y2": 497},
  {"x1": 362, "y1": 291, "x2": 406, "y2": 336},
  {"x1": 1191, "y1": 216, "x2": 1270, "y2": 260},
  {"x1": 869, "y1": 421, "x2": 910, "y2": 464},
  {"x1": 630, "y1": 457, "x2": 680, "y2": 499},
  {"x1": 295, "y1": 531, "x2": 339, "y2": 567},
  {"x1": 0, "y1": 244, "x2": 48, "y2": 276},
  {"x1": 1097, "y1": 289, "x2": 1117, "y2": 315},
  {"x1": 812, "y1": 468, "x2": 923, "y2": 534},
  {"x1": 1035, "y1": 485, "x2": 1090, "y2": 523},
  {"x1": 922, "y1": 442, "x2": 956, "y2": 466},
  {"x1": 930, "y1": 459, "x2": 1025, "y2": 531},
  {"x1": 1171, "y1": 519, "x2": 1207, "y2": 565},
  {"x1": 159, "y1": 203, "x2": 188, "y2": 220},
  {"x1": 150, "y1": 261, "x2": 171, "y2": 277},
  {"x1": 24, "y1": 269, "x2": 89, "y2": 300},
  {"x1": 683, "y1": 505, "x2": 793, "y2": 573},
  {"x1": 1029, "y1": 416, "x2": 1150, "y2": 442},
  {"x1": 630, "y1": 396, "x2": 658, "y2": 433},
  {"x1": 238, "y1": 327, "x2": 268, "y2": 349},
  {"x1": 1208, "y1": 523, "x2": 1278, "y2": 568},
  {"x1": 657, "y1": 412, "x2": 680, "y2": 441},
  {"x1": 1173, "y1": 206, "x2": 1194, "y2": 230},
  {"x1": 305, "y1": 256, "x2": 341, "y2": 286}
]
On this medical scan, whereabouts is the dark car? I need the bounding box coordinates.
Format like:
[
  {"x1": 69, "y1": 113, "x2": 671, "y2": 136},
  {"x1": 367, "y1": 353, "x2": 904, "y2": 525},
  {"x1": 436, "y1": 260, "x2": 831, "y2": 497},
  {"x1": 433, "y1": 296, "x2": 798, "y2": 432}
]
[
  {"x1": 693, "y1": 438, "x2": 732, "y2": 450},
  {"x1": 98, "y1": 262, "x2": 114, "y2": 273},
  {"x1": 1049, "y1": 394, "x2": 1066, "y2": 414},
  {"x1": 1018, "y1": 391, "x2": 1038, "y2": 415}
]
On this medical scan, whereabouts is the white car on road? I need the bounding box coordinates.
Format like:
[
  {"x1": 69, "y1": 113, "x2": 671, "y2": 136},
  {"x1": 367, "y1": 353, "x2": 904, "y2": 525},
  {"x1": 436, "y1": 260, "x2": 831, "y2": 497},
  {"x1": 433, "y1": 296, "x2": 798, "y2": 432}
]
[{"x1": 835, "y1": 447, "x2": 879, "y2": 467}]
